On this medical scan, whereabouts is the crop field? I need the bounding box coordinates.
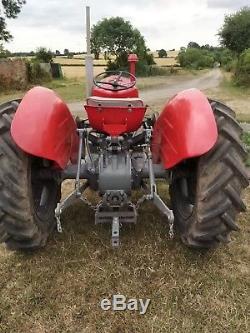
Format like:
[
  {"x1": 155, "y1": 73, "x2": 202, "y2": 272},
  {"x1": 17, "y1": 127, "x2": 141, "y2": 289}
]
[
  {"x1": 56, "y1": 52, "x2": 179, "y2": 79},
  {"x1": 55, "y1": 57, "x2": 108, "y2": 66},
  {"x1": 153, "y1": 51, "x2": 179, "y2": 67},
  {"x1": 61, "y1": 66, "x2": 107, "y2": 79},
  {"x1": 154, "y1": 57, "x2": 178, "y2": 66}
]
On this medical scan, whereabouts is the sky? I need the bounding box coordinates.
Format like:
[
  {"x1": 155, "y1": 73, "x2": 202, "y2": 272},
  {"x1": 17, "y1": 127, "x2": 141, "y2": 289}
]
[{"x1": 3, "y1": 0, "x2": 250, "y2": 52}]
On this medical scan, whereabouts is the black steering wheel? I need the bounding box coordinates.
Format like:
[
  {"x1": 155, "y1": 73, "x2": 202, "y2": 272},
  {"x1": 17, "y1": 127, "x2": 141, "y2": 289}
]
[{"x1": 93, "y1": 71, "x2": 136, "y2": 91}]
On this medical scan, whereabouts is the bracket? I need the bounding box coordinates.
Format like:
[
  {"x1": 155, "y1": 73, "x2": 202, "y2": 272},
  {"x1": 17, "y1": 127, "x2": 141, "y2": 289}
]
[
  {"x1": 55, "y1": 183, "x2": 88, "y2": 233},
  {"x1": 112, "y1": 217, "x2": 120, "y2": 248},
  {"x1": 146, "y1": 130, "x2": 175, "y2": 238}
]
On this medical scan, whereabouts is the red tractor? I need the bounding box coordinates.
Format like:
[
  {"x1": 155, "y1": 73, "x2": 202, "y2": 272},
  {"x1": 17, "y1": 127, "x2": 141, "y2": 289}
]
[{"x1": 0, "y1": 54, "x2": 248, "y2": 250}]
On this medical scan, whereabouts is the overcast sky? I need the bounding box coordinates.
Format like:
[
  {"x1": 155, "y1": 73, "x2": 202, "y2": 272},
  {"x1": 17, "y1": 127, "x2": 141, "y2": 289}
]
[{"x1": 4, "y1": 0, "x2": 250, "y2": 52}]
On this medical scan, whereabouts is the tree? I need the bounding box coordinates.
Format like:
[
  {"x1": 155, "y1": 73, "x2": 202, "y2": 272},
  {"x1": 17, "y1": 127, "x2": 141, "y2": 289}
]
[
  {"x1": 218, "y1": 7, "x2": 250, "y2": 54},
  {"x1": 187, "y1": 41, "x2": 200, "y2": 49},
  {"x1": 178, "y1": 48, "x2": 214, "y2": 69},
  {"x1": 158, "y1": 49, "x2": 167, "y2": 58},
  {"x1": 64, "y1": 48, "x2": 69, "y2": 56},
  {"x1": 90, "y1": 28, "x2": 102, "y2": 60},
  {"x1": 90, "y1": 17, "x2": 150, "y2": 71},
  {"x1": 201, "y1": 44, "x2": 213, "y2": 50},
  {"x1": 35, "y1": 47, "x2": 53, "y2": 63},
  {"x1": 0, "y1": 0, "x2": 26, "y2": 42},
  {"x1": 0, "y1": 43, "x2": 10, "y2": 57},
  {"x1": 55, "y1": 50, "x2": 60, "y2": 56},
  {"x1": 91, "y1": 17, "x2": 145, "y2": 56}
]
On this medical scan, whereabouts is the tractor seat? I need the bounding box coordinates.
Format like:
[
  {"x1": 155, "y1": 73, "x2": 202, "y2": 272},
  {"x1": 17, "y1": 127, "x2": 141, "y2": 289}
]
[{"x1": 87, "y1": 96, "x2": 144, "y2": 108}]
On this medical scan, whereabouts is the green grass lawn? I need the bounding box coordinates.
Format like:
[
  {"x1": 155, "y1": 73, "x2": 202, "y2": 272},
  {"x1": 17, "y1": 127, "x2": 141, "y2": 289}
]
[
  {"x1": 204, "y1": 72, "x2": 250, "y2": 123},
  {"x1": 0, "y1": 78, "x2": 86, "y2": 104}
]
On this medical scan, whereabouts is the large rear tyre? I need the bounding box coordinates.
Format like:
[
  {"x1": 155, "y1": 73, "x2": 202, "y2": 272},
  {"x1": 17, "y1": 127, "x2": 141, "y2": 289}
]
[
  {"x1": 0, "y1": 101, "x2": 61, "y2": 250},
  {"x1": 170, "y1": 100, "x2": 249, "y2": 248}
]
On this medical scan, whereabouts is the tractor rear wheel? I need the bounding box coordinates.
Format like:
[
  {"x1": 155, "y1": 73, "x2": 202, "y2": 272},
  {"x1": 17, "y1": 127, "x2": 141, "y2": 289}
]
[
  {"x1": 170, "y1": 100, "x2": 249, "y2": 248},
  {"x1": 0, "y1": 101, "x2": 61, "y2": 250}
]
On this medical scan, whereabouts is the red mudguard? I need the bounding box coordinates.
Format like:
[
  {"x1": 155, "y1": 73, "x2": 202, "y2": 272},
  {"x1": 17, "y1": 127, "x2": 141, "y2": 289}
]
[
  {"x1": 11, "y1": 87, "x2": 79, "y2": 169},
  {"x1": 152, "y1": 89, "x2": 218, "y2": 169}
]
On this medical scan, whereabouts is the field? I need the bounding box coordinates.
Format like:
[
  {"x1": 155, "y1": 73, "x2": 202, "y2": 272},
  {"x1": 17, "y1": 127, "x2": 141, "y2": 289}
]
[
  {"x1": 154, "y1": 57, "x2": 178, "y2": 66},
  {"x1": 0, "y1": 184, "x2": 249, "y2": 332},
  {"x1": 61, "y1": 66, "x2": 107, "y2": 79},
  {"x1": 55, "y1": 52, "x2": 179, "y2": 79},
  {"x1": 55, "y1": 57, "x2": 107, "y2": 67}
]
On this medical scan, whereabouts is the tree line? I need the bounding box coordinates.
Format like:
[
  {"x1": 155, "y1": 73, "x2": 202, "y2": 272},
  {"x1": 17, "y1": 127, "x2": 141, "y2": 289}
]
[
  {"x1": 177, "y1": 7, "x2": 250, "y2": 85},
  {"x1": 0, "y1": 2, "x2": 249, "y2": 84}
]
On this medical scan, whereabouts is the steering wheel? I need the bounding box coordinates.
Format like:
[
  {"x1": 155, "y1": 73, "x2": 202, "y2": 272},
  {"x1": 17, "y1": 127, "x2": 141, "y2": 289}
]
[{"x1": 93, "y1": 71, "x2": 136, "y2": 91}]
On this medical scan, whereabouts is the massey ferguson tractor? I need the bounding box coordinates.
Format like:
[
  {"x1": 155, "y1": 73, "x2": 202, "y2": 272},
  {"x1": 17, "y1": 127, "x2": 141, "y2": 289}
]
[{"x1": 0, "y1": 7, "x2": 249, "y2": 250}]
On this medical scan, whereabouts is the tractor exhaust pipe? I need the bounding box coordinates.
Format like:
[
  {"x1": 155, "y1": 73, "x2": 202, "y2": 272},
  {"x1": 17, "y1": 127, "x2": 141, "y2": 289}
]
[
  {"x1": 85, "y1": 6, "x2": 94, "y2": 98},
  {"x1": 128, "y1": 54, "x2": 139, "y2": 77}
]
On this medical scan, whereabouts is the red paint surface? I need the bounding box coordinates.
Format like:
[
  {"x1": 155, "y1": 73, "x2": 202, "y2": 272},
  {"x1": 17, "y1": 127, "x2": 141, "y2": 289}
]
[
  {"x1": 85, "y1": 105, "x2": 146, "y2": 136},
  {"x1": 11, "y1": 87, "x2": 79, "y2": 169},
  {"x1": 93, "y1": 73, "x2": 138, "y2": 98},
  {"x1": 152, "y1": 88, "x2": 218, "y2": 169},
  {"x1": 92, "y1": 86, "x2": 139, "y2": 98}
]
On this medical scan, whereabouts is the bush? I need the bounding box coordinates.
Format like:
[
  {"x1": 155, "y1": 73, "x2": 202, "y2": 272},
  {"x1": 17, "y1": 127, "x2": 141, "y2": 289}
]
[
  {"x1": 177, "y1": 48, "x2": 215, "y2": 69},
  {"x1": 224, "y1": 59, "x2": 237, "y2": 72},
  {"x1": 106, "y1": 58, "x2": 170, "y2": 77},
  {"x1": 27, "y1": 61, "x2": 52, "y2": 84},
  {"x1": 35, "y1": 47, "x2": 53, "y2": 63},
  {"x1": 234, "y1": 48, "x2": 250, "y2": 86},
  {"x1": 106, "y1": 51, "x2": 158, "y2": 77},
  {"x1": 138, "y1": 64, "x2": 170, "y2": 77},
  {"x1": 219, "y1": 49, "x2": 235, "y2": 67},
  {"x1": 158, "y1": 49, "x2": 167, "y2": 58}
]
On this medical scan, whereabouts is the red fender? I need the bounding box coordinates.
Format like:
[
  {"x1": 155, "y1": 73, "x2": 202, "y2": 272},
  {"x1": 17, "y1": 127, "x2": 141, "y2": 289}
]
[
  {"x1": 152, "y1": 89, "x2": 218, "y2": 169},
  {"x1": 11, "y1": 87, "x2": 79, "y2": 169}
]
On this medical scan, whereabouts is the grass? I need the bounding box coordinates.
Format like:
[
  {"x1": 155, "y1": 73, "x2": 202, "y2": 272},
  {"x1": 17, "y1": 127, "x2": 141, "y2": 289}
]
[
  {"x1": 204, "y1": 72, "x2": 250, "y2": 123},
  {"x1": 0, "y1": 79, "x2": 86, "y2": 104},
  {"x1": 61, "y1": 66, "x2": 107, "y2": 80},
  {"x1": 242, "y1": 132, "x2": 250, "y2": 166},
  {"x1": 0, "y1": 183, "x2": 249, "y2": 333},
  {"x1": 0, "y1": 68, "x2": 190, "y2": 104}
]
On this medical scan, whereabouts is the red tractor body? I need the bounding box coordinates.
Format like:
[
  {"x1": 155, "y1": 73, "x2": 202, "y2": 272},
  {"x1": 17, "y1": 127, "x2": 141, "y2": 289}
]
[
  {"x1": 0, "y1": 53, "x2": 248, "y2": 251},
  {"x1": 152, "y1": 89, "x2": 218, "y2": 168},
  {"x1": 11, "y1": 86, "x2": 79, "y2": 169},
  {"x1": 11, "y1": 65, "x2": 217, "y2": 170}
]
